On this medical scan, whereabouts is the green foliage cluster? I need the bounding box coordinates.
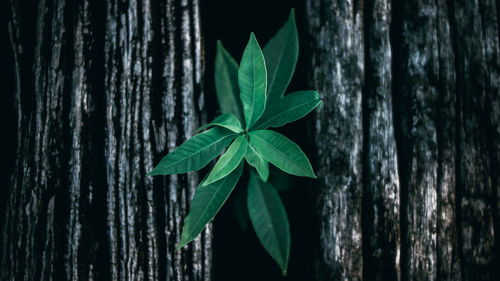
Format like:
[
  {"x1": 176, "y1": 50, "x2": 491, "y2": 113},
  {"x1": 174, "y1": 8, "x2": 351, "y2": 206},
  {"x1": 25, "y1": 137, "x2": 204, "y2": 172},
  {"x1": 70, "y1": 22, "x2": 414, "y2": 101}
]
[{"x1": 149, "y1": 10, "x2": 321, "y2": 274}]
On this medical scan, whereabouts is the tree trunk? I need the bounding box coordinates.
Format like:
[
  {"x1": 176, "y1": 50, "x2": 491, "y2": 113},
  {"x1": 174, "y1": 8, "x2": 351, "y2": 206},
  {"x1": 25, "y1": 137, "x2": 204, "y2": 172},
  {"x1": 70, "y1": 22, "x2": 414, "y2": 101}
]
[
  {"x1": 305, "y1": 0, "x2": 500, "y2": 280},
  {"x1": 0, "y1": 0, "x2": 209, "y2": 280},
  {"x1": 2, "y1": 0, "x2": 499, "y2": 280},
  {"x1": 305, "y1": 0, "x2": 365, "y2": 280},
  {"x1": 392, "y1": 1, "x2": 459, "y2": 280}
]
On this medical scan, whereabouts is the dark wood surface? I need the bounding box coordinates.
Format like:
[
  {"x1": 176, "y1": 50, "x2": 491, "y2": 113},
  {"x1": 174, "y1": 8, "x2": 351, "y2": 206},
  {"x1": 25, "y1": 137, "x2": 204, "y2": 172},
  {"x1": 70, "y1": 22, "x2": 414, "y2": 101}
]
[
  {"x1": 1, "y1": 0, "x2": 499, "y2": 280},
  {"x1": 1, "y1": 0, "x2": 209, "y2": 280},
  {"x1": 306, "y1": 0, "x2": 500, "y2": 280}
]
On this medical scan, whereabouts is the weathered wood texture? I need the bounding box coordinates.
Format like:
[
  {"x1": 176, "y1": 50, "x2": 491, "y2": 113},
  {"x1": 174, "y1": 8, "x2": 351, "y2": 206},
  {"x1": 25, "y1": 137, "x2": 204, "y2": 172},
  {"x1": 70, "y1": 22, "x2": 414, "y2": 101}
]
[
  {"x1": 392, "y1": 1, "x2": 460, "y2": 280},
  {"x1": 305, "y1": 0, "x2": 500, "y2": 280},
  {"x1": 363, "y1": 1, "x2": 400, "y2": 280},
  {"x1": 448, "y1": 1, "x2": 500, "y2": 280},
  {"x1": 2, "y1": 0, "x2": 500, "y2": 280},
  {"x1": 306, "y1": 1, "x2": 364, "y2": 280},
  {"x1": 0, "y1": 0, "x2": 209, "y2": 280}
]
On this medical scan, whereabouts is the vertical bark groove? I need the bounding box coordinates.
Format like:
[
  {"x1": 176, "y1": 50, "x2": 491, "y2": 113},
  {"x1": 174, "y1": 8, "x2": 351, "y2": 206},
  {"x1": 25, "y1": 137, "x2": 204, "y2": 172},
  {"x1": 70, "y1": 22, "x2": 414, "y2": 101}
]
[
  {"x1": 362, "y1": 1, "x2": 400, "y2": 280},
  {"x1": 447, "y1": 0, "x2": 500, "y2": 279},
  {"x1": 306, "y1": 0, "x2": 499, "y2": 280},
  {"x1": 306, "y1": 1, "x2": 364, "y2": 280},
  {"x1": 1, "y1": 0, "x2": 209, "y2": 280}
]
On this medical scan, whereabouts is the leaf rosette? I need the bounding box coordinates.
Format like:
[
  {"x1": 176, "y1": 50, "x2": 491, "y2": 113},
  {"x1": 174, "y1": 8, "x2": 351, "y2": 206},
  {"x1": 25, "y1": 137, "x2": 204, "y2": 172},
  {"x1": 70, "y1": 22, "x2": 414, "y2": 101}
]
[{"x1": 149, "y1": 9, "x2": 321, "y2": 275}]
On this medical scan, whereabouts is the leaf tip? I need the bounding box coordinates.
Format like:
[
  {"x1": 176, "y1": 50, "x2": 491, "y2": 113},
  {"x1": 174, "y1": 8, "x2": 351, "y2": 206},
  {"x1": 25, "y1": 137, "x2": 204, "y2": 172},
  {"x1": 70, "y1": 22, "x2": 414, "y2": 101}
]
[
  {"x1": 307, "y1": 167, "x2": 318, "y2": 179},
  {"x1": 289, "y1": 8, "x2": 295, "y2": 20},
  {"x1": 261, "y1": 174, "x2": 269, "y2": 182},
  {"x1": 249, "y1": 32, "x2": 260, "y2": 46},
  {"x1": 147, "y1": 169, "x2": 158, "y2": 176},
  {"x1": 176, "y1": 242, "x2": 185, "y2": 250},
  {"x1": 148, "y1": 166, "x2": 170, "y2": 176},
  {"x1": 288, "y1": 8, "x2": 298, "y2": 41},
  {"x1": 282, "y1": 269, "x2": 288, "y2": 276},
  {"x1": 177, "y1": 234, "x2": 192, "y2": 250},
  {"x1": 200, "y1": 179, "x2": 211, "y2": 187},
  {"x1": 216, "y1": 40, "x2": 228, "y2": 58},
  {"x1": 317, "y1": 100, "x2": 323, "y2": 112}
]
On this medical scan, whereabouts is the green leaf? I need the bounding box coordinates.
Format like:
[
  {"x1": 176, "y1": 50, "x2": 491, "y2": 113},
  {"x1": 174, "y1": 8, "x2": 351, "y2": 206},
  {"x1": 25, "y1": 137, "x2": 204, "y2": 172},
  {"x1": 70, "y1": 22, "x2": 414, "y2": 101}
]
[
  {"x1": 196, "y1": 113, "x2": 243, "y2": 133},
  {"x1": 245, "y1": 143, "x2": 269, "y2": 181},
  {"x1": 247, "y1": 171, "x2": 290, "y2": 275},
  {"x1": 239, "y1": 32, "x2": 267, "y2": 129},
  {"x1": 263, "y1": 9, "x2": 299, "y2": 103},
  {"x1": 253, "y1": 90, "x2": 321, "y2": 130},
  {"x1": 148, "y1": 127, "x2": 236, "y2": 176},
  {"x1": 178, "y1": 162, "x2": 244, "y2": 248},
  {"x1": 248, "y1": 130, "x2": 316, "y2": 178},
  {"x1": 215, "y1": 41, "x2": 244, "y2": 123},
  {"x1": 203, "y1": 135, "x2": 248, "y2": 186}
]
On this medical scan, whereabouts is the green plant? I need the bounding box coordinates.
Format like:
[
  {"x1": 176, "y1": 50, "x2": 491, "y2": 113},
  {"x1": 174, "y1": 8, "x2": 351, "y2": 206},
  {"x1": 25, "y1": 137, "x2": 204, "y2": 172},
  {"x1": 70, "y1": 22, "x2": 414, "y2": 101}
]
[{"x1": 148, "y1": 9, "x2": 321, "y2": 275}]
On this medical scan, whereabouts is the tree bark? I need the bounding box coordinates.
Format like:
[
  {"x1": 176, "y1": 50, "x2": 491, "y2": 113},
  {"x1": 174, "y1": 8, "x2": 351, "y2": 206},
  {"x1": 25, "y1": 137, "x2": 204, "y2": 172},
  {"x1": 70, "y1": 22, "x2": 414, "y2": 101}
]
[
  {"x1": 305, "y1": 0, "x2": 500, "y2": 280},
  {"x1": 448, "y1": 0, "x2": 500, "y2": 279},
  {"x1": 305, "y1": 1, "x2": 365, "y2": 280},
  {"x1": 363, "y1": 1, "x2": 400, "y2": 280},
  {"x1": 392, "y1": 1, "x2": 460, "y2": 280},
  {"x1": 2, "y1": 0, "x2": 500, "y2": 280},
  {"x1": 1, "y1": 0, "x2": 209, "y2": 280}
]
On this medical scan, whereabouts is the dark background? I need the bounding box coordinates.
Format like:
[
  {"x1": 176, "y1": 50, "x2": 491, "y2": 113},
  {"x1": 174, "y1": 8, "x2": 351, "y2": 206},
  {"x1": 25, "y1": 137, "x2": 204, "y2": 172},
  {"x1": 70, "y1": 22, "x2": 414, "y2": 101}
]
[
  {"x1": 0, "y1": 0, "x2": 18, "y2": 247},
  {"x1": 201, "y1": 1, "x2": 316, "y2": 280}
]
